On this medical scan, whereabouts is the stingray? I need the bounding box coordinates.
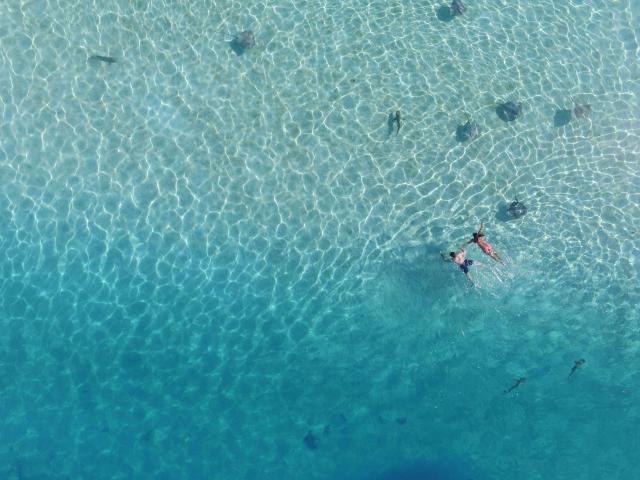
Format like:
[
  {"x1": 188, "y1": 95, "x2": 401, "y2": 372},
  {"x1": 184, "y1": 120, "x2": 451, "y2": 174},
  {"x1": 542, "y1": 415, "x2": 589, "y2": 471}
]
[
  {"x1": 230, "y1": 30, "x2": 256, "y2": 55},
  {"x1": 456, "y1": 118, "x2": 481, "y2": 142},
  {"x1": 574, "y1": 103, "x2": 592, "y2": 118},
  {"x1": 507, "y1": 197, "x2": 527, "y2": 219},
  {"x1": 496, "y1": 101, "x2": 522, "y2": 122},
  {"x1": 323, "y1": 413, "x2": 347, "y2": 434},
  {"x1": 303, "y1": 430, "x2": 318, "y2": 450},
  {"x1": 451, "y1": 0, "x2": 467, "y2": 16}
]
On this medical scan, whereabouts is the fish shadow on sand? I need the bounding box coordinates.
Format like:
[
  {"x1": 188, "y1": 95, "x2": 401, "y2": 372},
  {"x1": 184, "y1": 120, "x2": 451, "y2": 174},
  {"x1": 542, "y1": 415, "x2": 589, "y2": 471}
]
[
  {"x1": 495, "y1": 205, "x2": 512, "y2": 222},
  {"x1": 553, "y1": 109, "x2": 573, "y2": 127},
  {"x1": 89, "y1": 55, "x2": 116, "y2": 65},
  {"x1": 387, "y1": 112, "x2": 397, "y2": 137},
  {"x1": 495, "y1": 202, "x2": 516, "y2": 222},
  {"x1": 436, "y1": 5, "x2": 455, "y2": 22}
]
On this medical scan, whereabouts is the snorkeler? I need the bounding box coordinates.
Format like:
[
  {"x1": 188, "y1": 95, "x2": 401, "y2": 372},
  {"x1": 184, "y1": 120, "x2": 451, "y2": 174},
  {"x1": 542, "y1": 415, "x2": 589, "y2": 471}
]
[
  {"x1": 467, "y1": 222, "x2": 502, "y2": 263},
  {"x1": 440, "y1": 246, "x2": 480, "y2": 286}
]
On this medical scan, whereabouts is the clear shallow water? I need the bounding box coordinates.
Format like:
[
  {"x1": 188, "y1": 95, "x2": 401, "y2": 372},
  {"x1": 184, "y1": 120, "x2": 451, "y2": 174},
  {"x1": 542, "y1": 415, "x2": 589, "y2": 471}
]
[{"x1": 0, "y1": 0, "x2": 639, "y2": 478}]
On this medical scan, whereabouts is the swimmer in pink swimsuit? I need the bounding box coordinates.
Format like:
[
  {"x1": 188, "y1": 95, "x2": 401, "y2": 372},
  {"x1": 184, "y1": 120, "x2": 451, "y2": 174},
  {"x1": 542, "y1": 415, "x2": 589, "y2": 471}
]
[{"x1": 467, "y1": 222, "x2": 502, "y2": 263}]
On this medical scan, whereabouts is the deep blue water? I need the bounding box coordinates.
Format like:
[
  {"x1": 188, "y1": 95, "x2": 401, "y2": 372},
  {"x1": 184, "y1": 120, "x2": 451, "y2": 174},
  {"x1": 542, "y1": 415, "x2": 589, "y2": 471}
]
[{"x1": 1, "y1": 0, "x2": 639, "y2": 479}]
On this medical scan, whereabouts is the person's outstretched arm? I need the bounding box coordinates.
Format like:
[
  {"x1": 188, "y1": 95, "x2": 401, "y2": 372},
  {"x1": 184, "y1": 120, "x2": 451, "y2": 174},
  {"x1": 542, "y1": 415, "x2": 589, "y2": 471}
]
[{"x1": 440, "y1": 252, "x2": 451, "y2": 262}]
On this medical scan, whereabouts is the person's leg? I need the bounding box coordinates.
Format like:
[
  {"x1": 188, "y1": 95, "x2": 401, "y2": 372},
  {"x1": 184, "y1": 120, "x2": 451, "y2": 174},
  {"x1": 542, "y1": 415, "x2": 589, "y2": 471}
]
[{"x1": 465, "y1": 272, "x2": 474, "y2": 285}]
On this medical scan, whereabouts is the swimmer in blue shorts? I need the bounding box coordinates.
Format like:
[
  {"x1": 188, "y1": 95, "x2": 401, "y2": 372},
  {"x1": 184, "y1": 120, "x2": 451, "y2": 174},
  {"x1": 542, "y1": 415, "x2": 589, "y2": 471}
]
[{"x1": 440, "y1": 246, "x2": 481, "y2": 286}]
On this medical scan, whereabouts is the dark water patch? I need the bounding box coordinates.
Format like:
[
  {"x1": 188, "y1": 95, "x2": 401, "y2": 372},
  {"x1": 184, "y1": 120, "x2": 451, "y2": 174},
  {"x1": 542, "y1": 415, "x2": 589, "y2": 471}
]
[
  {"x1": 553, "y1": 109, "x2": 572, "y2": 127},
  {"x1": 304, "y1": 431, "x2": 319, "y2": 450},
  {"x1": 324, "y1": 413, "x2": 348, "y2": 434},
  {"x1": 436, "y1": 6, "x2": 455, "y2": 22},
  {"x1": 495, "y1": 202, "x2": 512, "y2": 222},
  {"x1": 120, "y1": 350, "x2": 150, "y2": 379},
  {"x1": 335, "y1": 459, "x2": 485, "y2": 480},
  {"x1": 376, "y1": 242, "x2": 454, "y2": 312},
  {"x1": 455, "y1": 124, "x2": 467, "y2": 142},
  {"x1": 229, "y1": 40, "x2": 248, "y2": 56}
]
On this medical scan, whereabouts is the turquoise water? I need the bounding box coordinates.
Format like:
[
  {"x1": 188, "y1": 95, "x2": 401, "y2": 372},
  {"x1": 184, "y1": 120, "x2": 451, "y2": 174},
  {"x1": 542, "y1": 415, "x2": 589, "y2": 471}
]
[{"x1": 1, "y1": 0, "x2": 639, "y2": 478}]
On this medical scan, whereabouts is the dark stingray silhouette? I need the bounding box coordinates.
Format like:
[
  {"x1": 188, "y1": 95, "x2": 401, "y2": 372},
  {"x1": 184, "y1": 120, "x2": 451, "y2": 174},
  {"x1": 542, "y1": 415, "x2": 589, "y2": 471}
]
[
  {"x1": 496, "y1": 101, "x2": 522, "y2": 122},
  {"x1": 456, "y1": 119, "x2": 481, "y2": 142},
  {"x1": 507, "y1": 197, "x2": 527, "y2": 218},
  {"x1": 303, "y1": 430, "x2": 318, "y2": 450},
  {"x1": 451, "y1": 0, "x2": 467, "y2": 16},
  {"x1": 574, "y1": 103, "x2": 592, "y2": 118},
  {"x1": 323, "y1": 413, "x2": 347, "y2": 434},
  {"x1": 230, "y1": 30, "x2": 256, "y2": 55}
]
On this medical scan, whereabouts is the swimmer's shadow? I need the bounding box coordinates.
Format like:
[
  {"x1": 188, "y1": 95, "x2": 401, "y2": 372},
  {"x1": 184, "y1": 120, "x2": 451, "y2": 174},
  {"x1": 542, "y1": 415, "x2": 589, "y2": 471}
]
[
  {"x1": 336, "y1": 460, "x2": 484, "y2": 480},
  {"x1": 385, "y1": 243, "x2": 453, "y2": 292}
]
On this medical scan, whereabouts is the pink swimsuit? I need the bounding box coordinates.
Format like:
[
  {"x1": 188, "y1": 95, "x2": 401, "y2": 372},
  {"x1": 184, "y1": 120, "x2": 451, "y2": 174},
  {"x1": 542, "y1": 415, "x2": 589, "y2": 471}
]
[{"x1": 479, "y1": 240, "x2": 493, "y2": 254}]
